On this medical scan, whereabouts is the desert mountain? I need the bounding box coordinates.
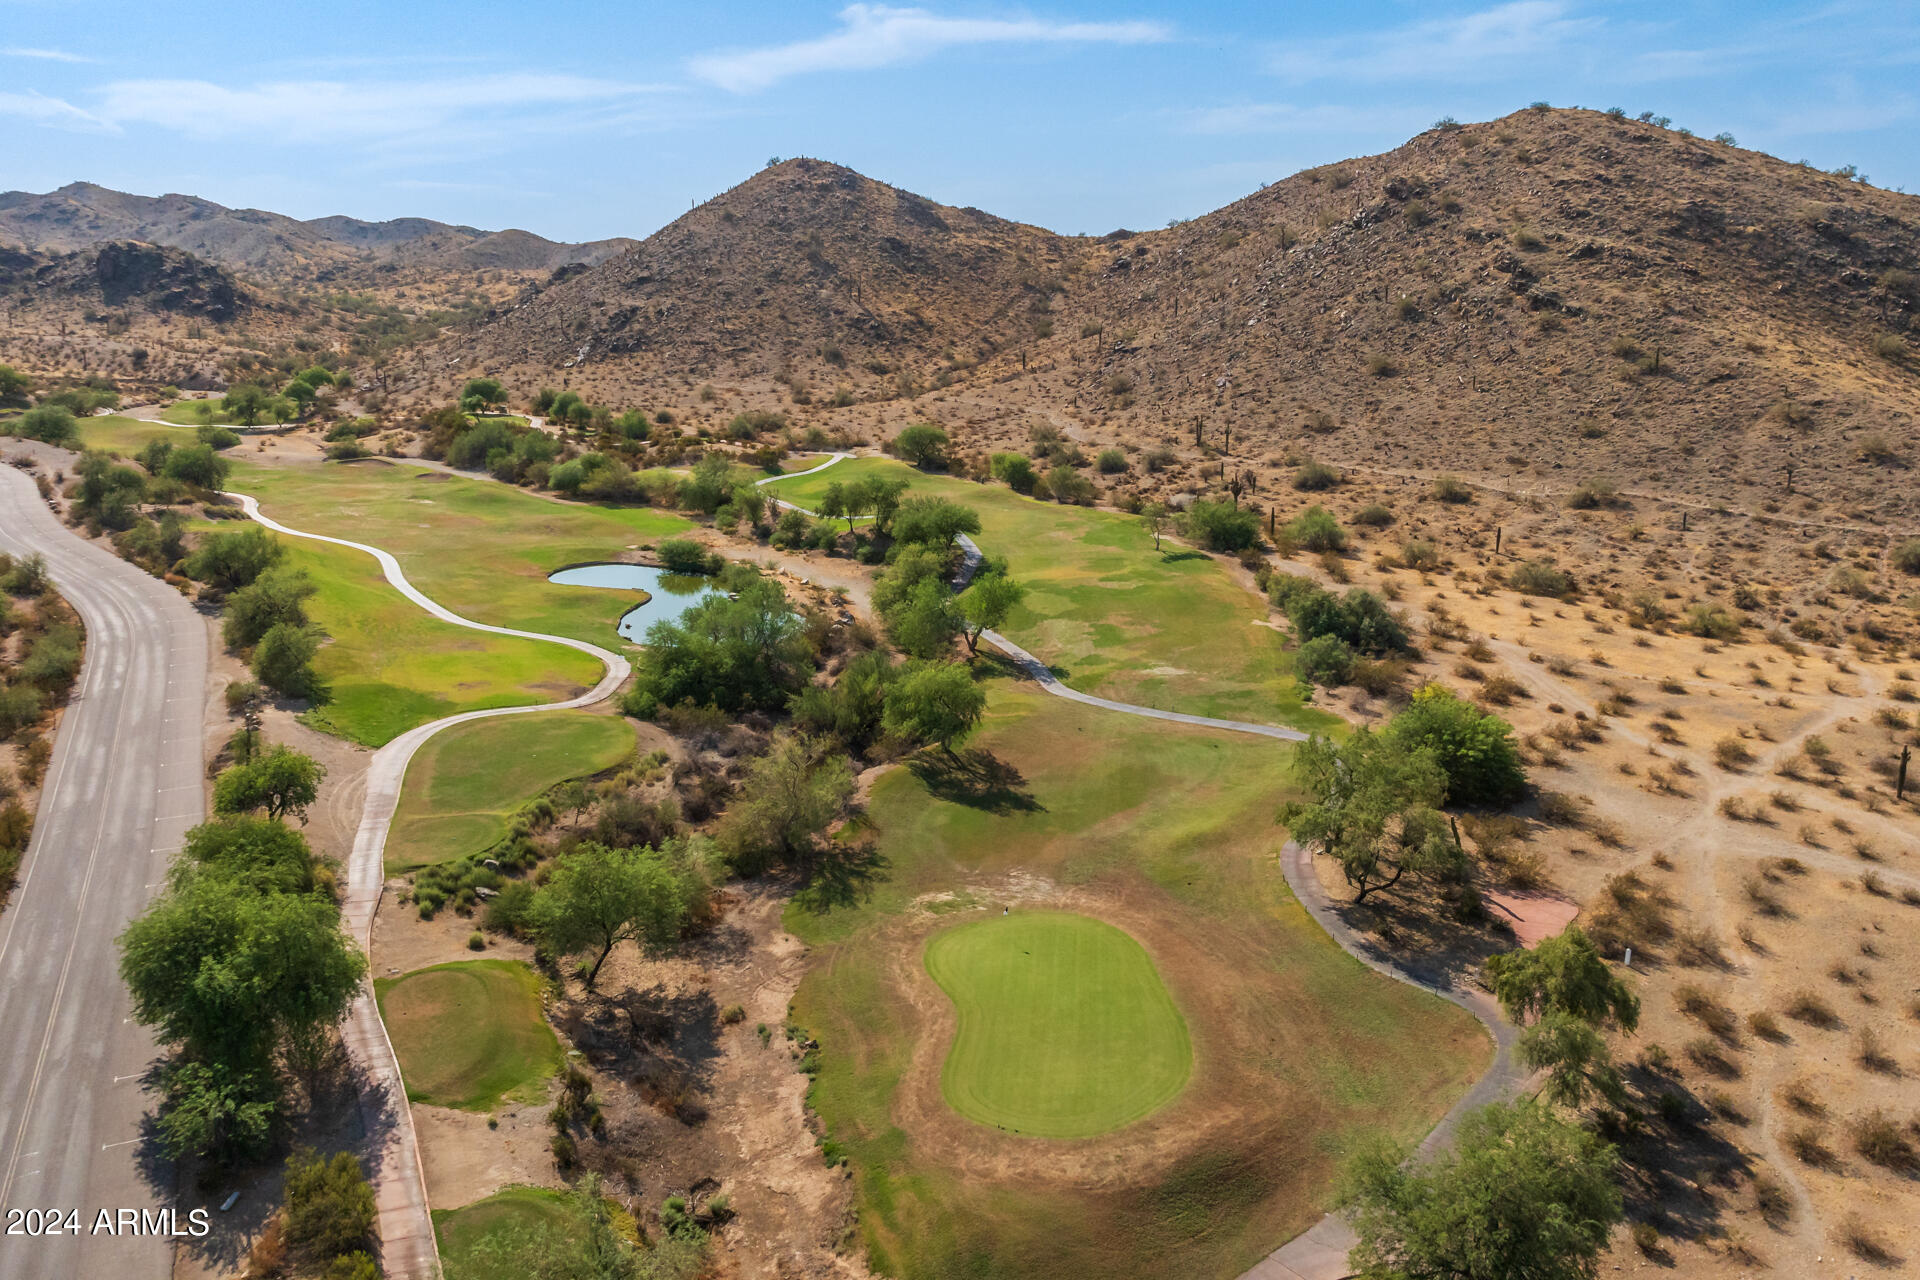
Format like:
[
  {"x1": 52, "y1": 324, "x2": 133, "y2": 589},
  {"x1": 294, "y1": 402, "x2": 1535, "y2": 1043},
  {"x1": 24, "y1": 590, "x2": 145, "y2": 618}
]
[
  {"x1": 0, "y1": 181, "x2": 636, "y2": 279},
  {"x1": 437, "y1": 109, "x2": 1919, "y2": 525},
  {"x1": 450, "y1": 157, "x2": 1071, "y2": 379},
  {"x1": 0, "y1": 240, "x2": 245, "y2": 322}
]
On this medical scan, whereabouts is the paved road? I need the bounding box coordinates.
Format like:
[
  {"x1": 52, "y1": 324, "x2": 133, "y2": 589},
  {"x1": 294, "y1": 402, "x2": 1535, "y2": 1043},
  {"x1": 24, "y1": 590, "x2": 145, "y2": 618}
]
[
  {"x1": 0, "y1": 459, "x2": 209, "y2": 1280},
  {"x1": 230, "y1": 492, "x2": 630, "y2": 1280}
]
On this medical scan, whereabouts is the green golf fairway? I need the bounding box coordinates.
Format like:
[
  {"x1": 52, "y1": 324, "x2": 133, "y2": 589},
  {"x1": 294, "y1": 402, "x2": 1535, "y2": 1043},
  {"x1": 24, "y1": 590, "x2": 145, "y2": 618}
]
[{"x1": 925, "y1": 911, "x2": 1191, "y2": 1138}]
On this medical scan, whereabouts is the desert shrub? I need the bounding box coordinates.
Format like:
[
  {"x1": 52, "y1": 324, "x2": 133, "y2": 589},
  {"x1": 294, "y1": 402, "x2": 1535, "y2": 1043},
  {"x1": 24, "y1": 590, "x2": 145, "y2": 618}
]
[
  {"x1": 1296, "y1": 635, "x2": 1355, "y2": 689},
  {"x1": 1851, "y1": 1109, "x2": 1917, "y2": 1171},
  {"x1": 1401, "y1": 539, "x2": 1441, "y2": 571},
  {"x1": 888, "y1": 423, "x2": 948, "y2": 469},
  {"x1": 1892, "y1": 539, "x2": 1920, "y2": 575},
  {"x1": 1352, "y1": 503, "x2": 1393, "y2": 527},
  {"x1": 1183, "y1": 499, "x2": 1260, "y2": 552},
  {"x1": 1047, "y1": 465, "x2": 1096, "y2": 505},
  {"x1": 1567, "y1": 478, "x2": 1619, "y2": 510},
  {"x1": 1280, "y1": 582, "x2": 1411, "y2": 656},
  {"x1": 1508, "y1": 560, "x2": 1574, "y2": 598},
  {"x1": 1682, "y1": 605, "x2": 1741, "y2": 639},
  {"x1": 1365, "y1": 352, "x2": 1397, "y2": 377},
  {"x1": 1096, "y1": 448, "x2": 1127, "y2": 474},
  {"x1": 656, "y1": 539, "x2": 717, "y2": 575},
  {"x1": 1431, "y1": 475, "x2": 1472, "y2": 504},
  {"x1": 1293, "y1": 461, "x2": 1342, "y2": 491},
  {"x1": 1287, "y1": 505, "x2": 1348, "y2": 552}
]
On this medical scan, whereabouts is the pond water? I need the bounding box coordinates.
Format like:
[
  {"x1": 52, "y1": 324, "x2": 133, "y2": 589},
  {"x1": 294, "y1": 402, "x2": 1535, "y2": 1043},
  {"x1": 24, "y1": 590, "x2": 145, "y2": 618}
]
[{"x1": 546, "y1": 562, "x2": 722, "y2": 642}]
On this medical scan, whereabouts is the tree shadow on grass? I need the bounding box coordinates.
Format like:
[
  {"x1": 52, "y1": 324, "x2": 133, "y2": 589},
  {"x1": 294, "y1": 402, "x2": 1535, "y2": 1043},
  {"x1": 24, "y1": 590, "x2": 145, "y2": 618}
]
[
  {"x1": 1159, "y1": 550, "x2": 1208, "y2": 564},
  {"x1": 909, "y1": 747, "x2": 1044, "y2": 816},
  {"x1": 791, "y1": 842, "x2": 891, "y2": 915}
]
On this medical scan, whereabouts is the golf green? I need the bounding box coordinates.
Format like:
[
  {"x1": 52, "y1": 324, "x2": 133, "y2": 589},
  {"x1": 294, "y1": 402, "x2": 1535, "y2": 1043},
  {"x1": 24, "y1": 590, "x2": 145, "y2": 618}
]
[
  {"x1": 925, "y1": 911, "x2": 1191, "y2": 1138},
  {"x1": 375, "y1": 959, "x2": 561, "y2": 1111}
]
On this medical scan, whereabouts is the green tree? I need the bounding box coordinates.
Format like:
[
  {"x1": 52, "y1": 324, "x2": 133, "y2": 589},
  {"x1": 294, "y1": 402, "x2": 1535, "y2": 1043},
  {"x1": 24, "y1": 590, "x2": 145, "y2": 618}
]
[
  {"x1": 154, "y1": 1060, "x2": 278, "y2": 1164},
  {"x1": 716, "y1": 734, "x2": 855, "y2": 876},
  {"x1": 162, "y1": 441, "x2": 231, "y2": 489},
  {"x1": 892, "y1": 496, "x2": 981, "y2": 549},
  {"x1": 13, "y1": 404, "x2": 77, "y2": 445},
  {"x1": 529, "y1": 842, "x2": 700, "y2": 989},
  {"x1": 283, "y1": 1147, "x2": 376, "y2": 1263},
  {"x1": 1341, "y1": 1099, "x2": 1622, "y2": 1280},
  {"x1": 460, "y1": 377, "x2": 506, "y2": 413},
  {"x1": 955, "y1": 571, "x2": 1023, "y2": 655},
  {"x1": 213, "y1": 744, "x2": 328, "y2": 823},
  {"x1": 1142, "y1": 501, "x2": 1169, "y2": 551},
  {"x1": 889, "y1": 422, "x2": 949, "y2": 469},
  {"x1": 174, "y1": 816, "x2": 319, "y2": 896},
  {"x1": 1281, "y1": 730, "x2": 1463, "y2": 902},
  {"x1": 787, "y1": 650, "x2": 901, "y2": 755},
  {"x1": 855, "y1": 474, "x2": 911, "y2": 533},
  {"x1": 990, "y1": 452, "x2": 1037, "y2": 493},
  {"x1": 222, "y1": 567, "x2": 317, "y2": 650},
  {"x1": 252, "y1": 622, "x2": 324, "y2": 700},
  {"x1": 284, "y1": 379, "x2": 318, "y2": 416},
  {"x1": 222, "y1": 383, "x2": 272, "y2": 426},
  {"x1": 0, "y1": 364, "x2": 30, "y2": 407},
  {"x1": 185, "y1": 524, "x2": 284, "y2": 592},
  {"x1": 628, "y1": 579, "x2": 809, "y2": 714},
  {"x1": 1519, "y1": 1010, "x2": 1625, "y2": 1108},
  {"x1": 886, "y1": 576, "x2": 962, "y2": 658},
  {"x1": 119, "y1": 874, "x2": 364, "y2": 1069},
  {"x1": 1485, "y1": 925, "x2": 1639, "y2": 1031},
  {"x1": 1385, "y1": 685, "x2": 1527, "y2": 806},
  {"x1": 883, "y1": 662, "x2": 986, "y2": 752}
]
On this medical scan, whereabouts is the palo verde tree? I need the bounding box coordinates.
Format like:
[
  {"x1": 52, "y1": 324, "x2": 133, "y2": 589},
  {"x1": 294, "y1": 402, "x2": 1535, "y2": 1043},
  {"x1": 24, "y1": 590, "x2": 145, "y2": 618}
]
[
  {"x1": 882, "y1": 662, "x2": 986, "y2": 753},
  {"x1": 955, "y1": 568, "x2": 1024, "y2": 656},
  {"x1": 1489, "y1": 925, "x2": 1640, "y2": 1111},
  {"x1": 715, "y1": 733, "x2": 855, "y2": 877},
  {"x1": 1280, "y1": 729, "x2": 1465, "y2": 903},
  {"x1": 213, "y1": 744, "x2": 327, "y2": 823},
  {"x1": 528, "y1": 842, "x2": 702, "y2": 990},
  {"x1": 1340, "y1": 1098, "x2": 1622, "y2": 1280}
]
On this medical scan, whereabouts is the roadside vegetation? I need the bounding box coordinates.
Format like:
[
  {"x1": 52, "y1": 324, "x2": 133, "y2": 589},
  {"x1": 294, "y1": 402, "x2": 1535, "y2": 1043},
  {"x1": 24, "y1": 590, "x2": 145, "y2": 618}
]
[{"x1": 0, "y1": 553, "x2": 82, "y2": 916}]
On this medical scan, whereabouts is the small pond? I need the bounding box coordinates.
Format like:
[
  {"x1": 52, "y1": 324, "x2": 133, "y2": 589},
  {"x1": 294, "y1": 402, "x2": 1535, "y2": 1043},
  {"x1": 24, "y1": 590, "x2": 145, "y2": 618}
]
[{"x1": 546, "y1": 562, "x2": 722, "y2": 642}]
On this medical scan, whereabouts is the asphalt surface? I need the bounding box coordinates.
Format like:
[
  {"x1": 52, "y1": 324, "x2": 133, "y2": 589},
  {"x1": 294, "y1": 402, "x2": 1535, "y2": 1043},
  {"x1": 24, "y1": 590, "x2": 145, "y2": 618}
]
[{"x1": 0, "y1": 457, "x2": 209, "y2": 1280}]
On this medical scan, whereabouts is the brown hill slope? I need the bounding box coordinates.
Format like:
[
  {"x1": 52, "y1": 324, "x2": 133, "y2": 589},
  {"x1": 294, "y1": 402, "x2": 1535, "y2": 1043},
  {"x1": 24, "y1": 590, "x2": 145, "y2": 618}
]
[
  {"x1": 0, "y1": 240, "x2": 246, "y2": 321},
  {"x1": 1047, "y1": 106, "x2": 1919, "y2": 521},
  {"x1": 0, "y1": 182, "x2": 636, "y2": 279},
  {"x1": 431, "y1": 109, "x2": 1918, "y2": 530},
  {"x1": 448, "y1": 157, "x2": 1073, "y2": 383}
]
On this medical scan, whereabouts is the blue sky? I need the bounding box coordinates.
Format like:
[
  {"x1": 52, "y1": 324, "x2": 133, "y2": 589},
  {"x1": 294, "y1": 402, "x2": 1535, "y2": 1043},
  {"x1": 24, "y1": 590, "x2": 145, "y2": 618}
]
[{"x1": 3, "y1": 2, "x2": 1915, "y2": 242}]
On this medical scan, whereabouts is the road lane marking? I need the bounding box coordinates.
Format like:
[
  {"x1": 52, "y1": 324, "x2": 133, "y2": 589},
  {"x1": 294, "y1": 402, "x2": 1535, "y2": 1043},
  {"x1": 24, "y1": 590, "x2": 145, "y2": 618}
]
[{"x1": 101, "y1": 1139, "x2": 139, "y2": 1150}]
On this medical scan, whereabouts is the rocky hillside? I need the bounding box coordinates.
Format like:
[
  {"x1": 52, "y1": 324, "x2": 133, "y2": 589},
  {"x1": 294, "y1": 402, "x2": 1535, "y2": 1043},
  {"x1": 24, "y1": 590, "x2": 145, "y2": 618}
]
[
  {"x1": 1045, "y1": 106, "x2": 1919, "y2": 520},
  {"x1": 429, "y1": 109, "x2": 1918, "y2": 525},
  {"x1": 0, "y1": 182, "x2": 636, "y2": 280},
  {"x1": 0, "y1": 240, "x2": 245, "y2": 321},
  {"x1": 447, "y1": 157, "x2": 1073, "y2": 385}
]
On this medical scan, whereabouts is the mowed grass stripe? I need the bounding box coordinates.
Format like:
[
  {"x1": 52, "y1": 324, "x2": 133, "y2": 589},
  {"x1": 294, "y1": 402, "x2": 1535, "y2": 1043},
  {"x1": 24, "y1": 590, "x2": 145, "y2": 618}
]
[
  {"x1": 926, "y1": 911, "x2": 1190, "y2": 1138},
  {"x1": 386, "y1": 710, "x2": 636, "y2": 872},
  {"x1": 375, "y1": 958, "x2": 562, "y2": 1111}
]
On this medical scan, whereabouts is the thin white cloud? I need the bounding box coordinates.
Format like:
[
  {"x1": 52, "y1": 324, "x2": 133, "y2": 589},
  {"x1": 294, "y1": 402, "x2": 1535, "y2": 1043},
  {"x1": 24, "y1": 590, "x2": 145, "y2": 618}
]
[
  {"x1": 89, "y1": 73, "x2": 673, "y2": 145},
  {"x1": 1267, "y1": 1, "x2": 1600, "y2": 84},
  {"x1": 0, "y1": 90, "x2": 112, "y2": 131},
  {"x1": 689, "y1": 4, "x2": 1169, "y2": 93},
  {"x1": 3, "y1": 46, "x2": 94, "y2": 63}
]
